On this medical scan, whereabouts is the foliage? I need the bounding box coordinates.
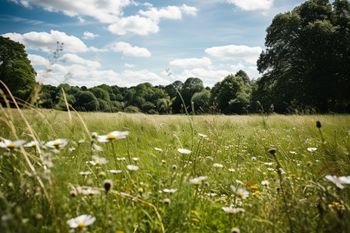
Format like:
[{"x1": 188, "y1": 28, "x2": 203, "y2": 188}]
[
  {"x1": 256, "y1": 0, "x2": 350, "y2": 113},
  {"x1": 0, "y1": 36, "x2": 36, "y2": 102}
]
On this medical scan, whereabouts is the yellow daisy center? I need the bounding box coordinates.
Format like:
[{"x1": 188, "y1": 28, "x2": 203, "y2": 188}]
[
  {"x1": 7, "y1": 143, "x2": 16, "y2": 149},
  {"x1": 107, "y1": 134, "x2": 117, "y2": 140},
  {"x1": 78, "y1": 222, "x2": 86, "y2": 229}
]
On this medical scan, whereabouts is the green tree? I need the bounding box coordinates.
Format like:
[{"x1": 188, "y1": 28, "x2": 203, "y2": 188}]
[
  {"x1": 73, "y1": 91, "x2": 99, "y2": 111},
  {"x1": 0, "y1": 36, "x2": 36, "y2": 102},
  {"x1": 191, "y1": 89, "x2": 211, "y2": 114}
]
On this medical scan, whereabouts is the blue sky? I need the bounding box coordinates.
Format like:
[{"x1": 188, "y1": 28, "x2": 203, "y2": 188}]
[{"x1": 0, "y1": 0, "x2": 305, "y2": 87}]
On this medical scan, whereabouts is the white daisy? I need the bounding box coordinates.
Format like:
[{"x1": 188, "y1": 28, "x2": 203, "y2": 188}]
[
  {"x1": 325, "y1": 175, "x2": 350, "y2": 189},
  {"x1": 97, "y1": 131, "x2": 129, "y2": 142},
  {"x1": 163, "y1": 188, "x2": 177, "y2": 193},
  {"x1": 154, "y1": 147, "x2": 163, "y2": 152},
  {"x1": 108, "y1": 169, "x2": 122, "y2": 174},
  {"x1": 307, "y1": 147, "x2": 317, "y2": 152},
  {"x1": 67, "y1": 214, "x2": 95, "y2": 229},
  {"x1": 127, "y1": 165, "x2": 139, "y2": 171},
  {"x1": 222, "y1": 207, "x2": 245, "y2": 214},
  {"x1": 189, "y1": 176, "x2": 207, "y2": 185},
  {"x1": 87, "y1": 156, "x2": 107, "y2": 166},
  {"x1": 213, "y1": 163, "x2": 224, "y2": 168},
  {"x1": 0, "y1": 139, "x2": 25, "y2": 150},
  {"x1": 177, "y1": 148, "x2": 191, "y2": 154},
  {"x1": 45, "y1": 139, "x2": 68, "y2": 150}
]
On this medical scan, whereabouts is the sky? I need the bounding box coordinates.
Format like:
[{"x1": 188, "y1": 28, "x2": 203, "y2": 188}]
[{"x1": 0, "y1": 0, "x2": 305, "y2": 87}]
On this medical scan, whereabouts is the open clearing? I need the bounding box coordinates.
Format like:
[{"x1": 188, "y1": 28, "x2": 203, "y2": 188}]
[{"x1": 1, "y1": 110, "x2": 350, "y2": 232}]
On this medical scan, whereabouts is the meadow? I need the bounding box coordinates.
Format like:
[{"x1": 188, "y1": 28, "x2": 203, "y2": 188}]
[{"x1": 0, "y1": 109, "x2": 350, "y2": 233}]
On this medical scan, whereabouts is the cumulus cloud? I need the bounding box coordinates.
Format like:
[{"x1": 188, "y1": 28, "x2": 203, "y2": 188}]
[
  {"x1": 83, "y1": 31, "x2": 99, "y2": 40},
  {"x1": 227, "y1": 0, "x2": 273, "y2": 11},
  {"x1": 109, "y1": 41, "x2": 151, "y2": 57},
  {"x1": 3, "y1": 30, "x2": 89, "y2": 53},
  {"x1": 205, "y1": 44, "x2": 262, "y2": 64},
  {"x1": 28, "y1": 54, "x2": 50, "y2": 67},
  {"x1": 107, "y1": 15, "x2": 159, "y2": 35},
  {"x1": 59, "y1": 53, "x2": 101, "y2": 68},
  {"x1": 169, "y1": 57, "x2": 211, "y2": 68},
  {"x1": 11, "y1": 0, "x2": 130, "y2": 23}
]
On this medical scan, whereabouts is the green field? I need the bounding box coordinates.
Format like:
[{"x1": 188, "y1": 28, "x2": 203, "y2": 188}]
[{"x1": 1, "y1": 110, "x2": 350, "y2": 233}]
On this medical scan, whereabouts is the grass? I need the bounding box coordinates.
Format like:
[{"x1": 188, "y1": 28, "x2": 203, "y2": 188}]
[{"x1": 0, "y1": 109, "x2": 350, "y2": 233}]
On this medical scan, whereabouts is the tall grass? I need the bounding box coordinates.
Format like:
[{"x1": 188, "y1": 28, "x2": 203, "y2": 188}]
[{"x1": 0, "y1": 107, "x2": 350, "y2": 232}]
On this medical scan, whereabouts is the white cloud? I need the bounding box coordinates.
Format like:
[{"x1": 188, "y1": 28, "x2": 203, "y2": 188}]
[
  {"x1": 205, "y1": 44, "x2": 262, "y2": 64},
  {"x1": 11, "y1": 0, "x2": 131, "y2": 23},
  {"x1": 109, "y1": 41, "x2": 151, "y2": 57},
  {"x1": 108, "y1": 4, "x2": 197, "y2": 36},
  {"x1": 169, "y1": 57, "x2": 211, "y2": 68},
  {"x1": 108, "y1": 15, "x2": 159, "y2": 35},
  {"x1": 124, "y1": 63, "x2": 135, "y2": 68},
  {"x1": 28, "y1": 54, "x2": 50, "y2": 67},
  {"x1": 227, "y1": 0, "x2": 273, "y2": 11},
  {"x1": 3, "y1": 30, "x2": 89, "y2": 53},
  {"x1": 59, "y1": 53, "x2": 101, "y2": 68},
  {"x1": 178, "y1": 67, "x2": 233, "y2": 86},
  {"x1": 83, "y1": 31, "x2": 99, "y2": 40}
]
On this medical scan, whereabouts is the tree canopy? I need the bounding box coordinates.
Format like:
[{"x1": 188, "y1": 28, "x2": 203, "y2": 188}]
[{"x1": 0, "y1": 36, "x2": 36, "y2": 102}]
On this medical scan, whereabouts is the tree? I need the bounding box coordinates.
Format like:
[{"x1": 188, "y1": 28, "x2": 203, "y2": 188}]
[
  {"x1": 0, "y1": 36, "x2": 36, "y2": 102},
  {"x1": 256, "y1": 0, "x2": 350, "y2": 113},
  {"x1": 74, "y1": 91, "x2": 99, "y2": 111},
  {"x1": 192, "y1": 89, "x2": 211, "y2": 114},
  {"x1": 211, "y1": 74, "x2": 251, "y2": 114}
]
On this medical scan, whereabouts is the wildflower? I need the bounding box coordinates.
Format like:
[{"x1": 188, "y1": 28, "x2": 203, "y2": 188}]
[
  {"x1": 24, "y1": 141, "x2": 39, "y2": 148},
  {"x1": 97, "y1": 131, "x2": 128, "y2": 142},
  {"x1": 79, "y1": 171, "x2": 93, "y2": 176},
  {"x1": 231, "y1": 186, "x2": 249, "y2": 199},
  {"x1": 251, "y1": 156, "x2": 257, "y2": 161},
  {"x1": 154, "y1": 147, "x2": 163, "y2": 152},
  {"x1": 163, "y1": 188, "x2": 177, "y2": 193},
  {"x1": 261, "y1": 180, "x2": 270, "y2": 187},
  {"x1": 108, "y1": 169, "x2": 122, "y2": 174},
  {"x1": 231, "y1": 227, "x2": 241, "y2": 233},
  {"x1": 198, "y1": 133, "x2": 208, "y2": 138},
  {"x1": 103, "y1": 179, "x2": 113, "y2": 193},
  {"x1": 132, "y1": 157, "x2": 140, "y2": 161},
  {"x1": 91, "y1": 132, "x2": 98, "y2": 139},
  {"x1": 127, "y1": 165, "x2": 139, "y2": 171},
  {"x1": 228, "y1": 168, "x2": 236, "y2": 172},
  {"x1": 117, "y1": 157, "x2": 126, "y2": 161},
  {"x1": 307, "y1": 147, "x2": 317, "y2": 152},
  {"x1": 177, "y1": 148, "x2": 191, "y2": 154},
  {"x1": 45, "y1": 139, "x2": 68, "y2": 150},
  {"x1": 264, "y1": 162, "x2": 273, "y2": 166},
  {"x1": 213, "y1": 163, "x2": 224, "y2": 168},
  {"x1": 0, "y1": 139, "x2": 25, "y2": 150},
  {"x1": 87, "y1": 156, "x2": 108, "y2": 166},
  {"x1": 172, "y1": 164, "x2": 177, "y2": 170},
  {"x1": 76, "y1": 187, "x2": 101, "y2": 196},
  {"x1": 289, "y1": 151, "x2": 297, "y2": 155},
  {"x1": 189, "y1": 176, "x2": 207, "y2": 185},
  {"x1": 222, "y1": 207, "x2": 245, "y2": 214},
  {"x1": 325, "y1": 175, "x2": 350, "y2": 189},
  {"x1": 67, "y1": 214, "x2": 95, "y2": 229}
]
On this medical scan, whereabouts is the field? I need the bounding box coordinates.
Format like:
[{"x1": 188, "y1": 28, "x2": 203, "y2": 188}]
[{"x1": 0, "y1": 109, "x2": 350, "y2": 233}]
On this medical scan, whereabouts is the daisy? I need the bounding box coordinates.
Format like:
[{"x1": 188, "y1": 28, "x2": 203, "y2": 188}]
[
  {"x1": 154, "y1": 147, "x2": 163, "y2": 152},
  {"x1": 307, "y1": 147, "x2": 317, "y2": 152},
  {"x1": 177, "y1": 148, "x2": 191, "y2": 154},
  {"x1": 76, "y1": 187, "x2": 101, "y2": 196},
  {"x1": 0, "y1": 139, "x2": 25, "y2": 150},
  {"x1": 325, "y1": 175, "x2": 350, "y2": 189},
  {"x1": 24, "y1": 140, "x2": 40, "y2": 149},
  {"x1": 222, "y1": 207, "x2": 245, "y2": 214},
  {"x1": 97, "y1": 131, "x2": 129, "y2": 142},
  {"x1": 79, "y1": 171, "x2": 93, "y2": 176},
  {"x1": 127, "y1": 165, "x2": 139, "y2": 171},
  {"x1": 213, "y1": 163, "x2": 224, "y2": 168},
  {"x1": 198, "y1": 133, "x2": 208, "y2": 138},
  {"x1": 163, "y1": 188, "x2": 177, "y2": 193},
  {"x1": 67, "y1": 214, "x2": 95, "y2": 229},
  {"x1": 45, "y1": 139, "x2": 68, "y2": 150},
  {"x1": 189, "y1": 176, "x2": 207, "y2": 185},
  {"x1": 87, "y1": 156, "x2": 108, "y2": 166},
  {"x1": 261, "y1": 180, "x2": 270, "y2": 187},
  {"x1": 108, "y1": 169, "x2": 122, "y2": 174},
  {"x1": 231, "y1": 186, "x2": 249, "y2": 199}
]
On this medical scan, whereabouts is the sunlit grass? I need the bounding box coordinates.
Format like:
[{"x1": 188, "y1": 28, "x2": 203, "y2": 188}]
[{"x1": 0, "y1": 109, "x2": 350, "y2": 233}]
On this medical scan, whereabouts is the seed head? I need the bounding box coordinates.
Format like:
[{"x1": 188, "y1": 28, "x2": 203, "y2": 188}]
[
  {"x1": 268, "y1": 148, "x2": 276, "y2": 156},
  {"x1": 231, "y1": 227, "x2": 240, "y2": 233},
  {"x1": 104, "y1": 179, "x2": 113, "y2": 193},
  {"x1": 316, "y1": 121, "x2": 322, "y2": 129}
]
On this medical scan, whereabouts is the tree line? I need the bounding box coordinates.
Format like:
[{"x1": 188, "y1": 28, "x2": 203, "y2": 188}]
[{"x1": 1, "y1": 0, "x2": 349, "y2": 114}]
